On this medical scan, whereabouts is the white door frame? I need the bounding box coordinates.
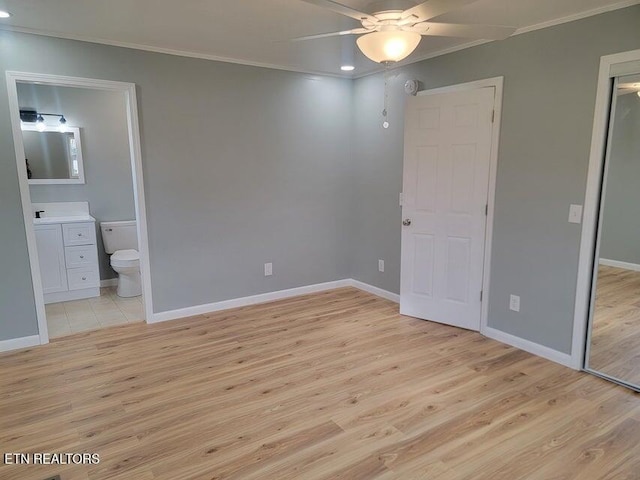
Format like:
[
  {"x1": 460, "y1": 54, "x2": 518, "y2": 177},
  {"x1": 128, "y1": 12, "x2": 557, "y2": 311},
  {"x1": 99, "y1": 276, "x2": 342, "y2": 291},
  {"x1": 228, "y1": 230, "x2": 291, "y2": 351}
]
[
  {"x1": 416, "y1": 76, "x2": 504, "y2": 334},
  {"x1": 6, "y1": 71, "x2": 154, "y2": 346},
  {"x1": 571, "y1": 49, "x2": 640, "y2": 370}
]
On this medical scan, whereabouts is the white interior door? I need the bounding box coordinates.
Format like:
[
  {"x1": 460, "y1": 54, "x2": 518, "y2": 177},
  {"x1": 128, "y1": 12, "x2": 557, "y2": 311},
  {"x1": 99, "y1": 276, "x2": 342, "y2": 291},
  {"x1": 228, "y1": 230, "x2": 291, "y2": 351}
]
[{"x1": 400, "y1": 87, "x2": 495, "y2": 331}]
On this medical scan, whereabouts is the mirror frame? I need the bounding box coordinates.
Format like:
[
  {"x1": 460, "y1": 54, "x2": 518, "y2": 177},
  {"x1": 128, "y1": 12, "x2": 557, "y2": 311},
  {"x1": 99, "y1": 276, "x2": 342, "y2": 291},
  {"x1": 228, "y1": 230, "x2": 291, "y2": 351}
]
[
  {"x1": 583, "y1": 75, "x2": 640, "y2": 392},
  {"x1": 22, "y1": 124, "x2": 85, "y2": 185},
  {"x1": 572, "y1": 48, "x2": 640, "y2": 389}
]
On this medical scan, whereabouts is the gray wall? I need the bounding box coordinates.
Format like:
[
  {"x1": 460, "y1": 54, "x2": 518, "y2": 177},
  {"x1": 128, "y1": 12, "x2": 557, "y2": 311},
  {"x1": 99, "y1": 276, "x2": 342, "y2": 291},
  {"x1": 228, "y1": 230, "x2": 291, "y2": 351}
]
[
  {"x1": 350, "y1": 5, "x2": 640, "y2": 354},
  {"x1": 1, "y1": 6, "x2": 639, "y2": 354},
  {"x1": 0, "y1": 29, "x2": 353, "y2": 341},
  {"x1": 599, "y1": 91, "x2": 640, "y2": 265},
  {"x1": 19, "y1": 83, "x2": 134, "y2": 280}
]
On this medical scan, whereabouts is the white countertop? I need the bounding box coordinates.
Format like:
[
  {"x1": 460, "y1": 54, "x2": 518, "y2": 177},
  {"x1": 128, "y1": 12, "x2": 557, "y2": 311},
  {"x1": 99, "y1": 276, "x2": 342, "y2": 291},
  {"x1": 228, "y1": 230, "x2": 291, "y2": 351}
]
[{"x1": 33, "y1": 215, "x2": 96, "y2": 225}]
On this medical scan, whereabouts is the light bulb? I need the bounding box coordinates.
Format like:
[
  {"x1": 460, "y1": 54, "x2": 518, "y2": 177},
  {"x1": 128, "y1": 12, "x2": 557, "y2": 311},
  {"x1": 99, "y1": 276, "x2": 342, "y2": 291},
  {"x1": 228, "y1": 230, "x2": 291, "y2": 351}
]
[
  {"x1": 36, "y1": 115, "x2": 46, "y2": 132},
  {"x1": 384, "y1": 39, "x2": 409, "y2": 60},
  {"x1": 58, "y1": 116, "x2": 68, "y2": 133},
  {"x1": 356, "y1": 30, "x2": 421, "y2": 63}
]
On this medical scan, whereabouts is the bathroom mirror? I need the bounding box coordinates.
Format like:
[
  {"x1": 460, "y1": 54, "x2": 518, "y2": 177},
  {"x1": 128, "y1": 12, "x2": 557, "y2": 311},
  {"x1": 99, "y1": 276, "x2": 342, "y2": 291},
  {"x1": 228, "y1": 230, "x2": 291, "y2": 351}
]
[
  {"x1": 585, "y1": 73, "x2": 640, "y2": 391},
  {"x1": 22, "y1": 125, "x2": 85, "y2": 185}
]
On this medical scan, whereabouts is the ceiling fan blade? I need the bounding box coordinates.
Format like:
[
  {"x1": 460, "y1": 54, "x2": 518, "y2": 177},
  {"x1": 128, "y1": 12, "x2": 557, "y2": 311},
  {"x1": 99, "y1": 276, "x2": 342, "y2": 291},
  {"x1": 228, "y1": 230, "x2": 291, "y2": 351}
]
[
  {"x1": 402, "y1": 0, "x2": 478, "y2": 22},
  {"x1": 291, "y1": 28, "x2": 371, "y2": 41},
  {"x1": 298, "y1": 0, "x2": 377, "y2": 22},
  {"x1": 406, "y1": 22, "x2": 516, "y2": 40}
]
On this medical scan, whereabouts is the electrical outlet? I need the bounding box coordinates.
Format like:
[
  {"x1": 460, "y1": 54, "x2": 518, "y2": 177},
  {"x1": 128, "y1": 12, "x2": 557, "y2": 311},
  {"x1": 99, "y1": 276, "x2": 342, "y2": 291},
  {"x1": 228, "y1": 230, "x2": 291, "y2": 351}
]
[
  {"x1": 378, "y1": 259, "x2": 385, "y2": 272},
  {"x1": 509, "y1": 294, "x2": 520, "y2": 312},
  {"x1": 264, "y1": 263, "x2": 273, "y2": 277}
]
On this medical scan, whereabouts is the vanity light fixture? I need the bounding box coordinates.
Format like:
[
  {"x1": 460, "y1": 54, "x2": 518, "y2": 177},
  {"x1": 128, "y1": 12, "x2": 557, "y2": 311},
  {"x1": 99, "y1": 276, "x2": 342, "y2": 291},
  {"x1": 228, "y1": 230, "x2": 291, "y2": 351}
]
[
  {"x1": 341, "y1": 65, "x2": 355, "y2": 72},
  {"x1": 20, "y1": 109, "x2": 70, "y2": 131},
  {"x1": 0, "y1": 10, "x2": 11, "y2": 18},
  {"x1": 58, "y1": 116, "x2": 68, "y2": 133},
  {"x1": 35, "y1": 115, "x2": 46, "y2": 132}
]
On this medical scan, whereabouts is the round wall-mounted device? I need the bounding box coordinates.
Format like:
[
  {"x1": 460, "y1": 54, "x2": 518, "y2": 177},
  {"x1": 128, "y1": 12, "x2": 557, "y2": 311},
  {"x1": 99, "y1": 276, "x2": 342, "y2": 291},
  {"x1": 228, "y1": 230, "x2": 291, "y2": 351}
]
[{"x1": 404, "y1": 79, "x2": 421, "y2": 96}]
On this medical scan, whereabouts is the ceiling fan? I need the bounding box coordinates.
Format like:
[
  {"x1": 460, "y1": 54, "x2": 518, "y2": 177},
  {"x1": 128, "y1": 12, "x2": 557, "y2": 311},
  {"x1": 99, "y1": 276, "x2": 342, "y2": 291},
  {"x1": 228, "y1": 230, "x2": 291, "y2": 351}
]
[{"x1": 294, "y1": 0, "x2": 517, "y2": 64}]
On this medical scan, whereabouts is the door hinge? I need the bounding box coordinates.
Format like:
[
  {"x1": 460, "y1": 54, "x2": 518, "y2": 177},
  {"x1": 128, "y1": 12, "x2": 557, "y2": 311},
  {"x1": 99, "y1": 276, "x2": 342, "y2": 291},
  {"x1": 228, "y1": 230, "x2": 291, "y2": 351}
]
[
  {"x1": 485, "y1": 204, "x2": 488, "y2": 216},
  {"x1": 491, "y1": 110, "x2": 495, "y2": 123},
  {"x1": 480, "y1": 290, "x2": 483, "y2": 302}
]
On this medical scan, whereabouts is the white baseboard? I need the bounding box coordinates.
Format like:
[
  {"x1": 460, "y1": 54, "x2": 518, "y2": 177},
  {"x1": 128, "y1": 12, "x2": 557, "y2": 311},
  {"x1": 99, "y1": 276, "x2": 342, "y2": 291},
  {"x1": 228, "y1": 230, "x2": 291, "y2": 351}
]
[
  {"x1": 350, "y1": 283, "x2": 578, "y2": 370},
  {"x1": 0, "y1": 280, "x2": 575, "y2": 374},
  {"x1": 482, "y1": 326, "x2": 576, "y2": 369},
  {"x1": 0, "y1": 335, "x2": 40, "y2": 353},
  {"x1": 100, "y1": 278, "x2": 119, "y2": 287},
  {"x1": 599, "y1": 258, "x2": 640, "y2": 272},
  {"x1": 150, "y1": 278, "x2": 400, "y2": 324},
  {"x1": 350, "y1": 279, "x2": 400, "y2": 303},
  {"x1": 150, "y1": 279, "x2": 352, "y2": 323}
]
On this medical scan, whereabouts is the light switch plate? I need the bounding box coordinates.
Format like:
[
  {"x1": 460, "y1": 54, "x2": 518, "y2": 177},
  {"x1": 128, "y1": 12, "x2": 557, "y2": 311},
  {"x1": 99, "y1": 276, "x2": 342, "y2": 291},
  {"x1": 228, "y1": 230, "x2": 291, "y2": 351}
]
[
  {"x1": 378, "y1": 259, "x2": 385, "y2": 272},
  {"x1": 264, "y1": 263, "x2": 273, "y2": 276},
  {"x1": 568, "y1": 204, "x2": 583, "y2": 224}
]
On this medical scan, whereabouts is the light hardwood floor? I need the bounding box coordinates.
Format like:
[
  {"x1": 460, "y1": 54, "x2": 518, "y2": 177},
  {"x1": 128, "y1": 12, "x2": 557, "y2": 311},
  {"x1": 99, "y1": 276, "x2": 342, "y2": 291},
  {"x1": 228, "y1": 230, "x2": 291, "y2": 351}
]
[
  {"x1": 590, "y1": 265, "x2": 640, "y2": 387},
  {"x1": 1, "y1": 287, "x2": 639, "y2": 480}
]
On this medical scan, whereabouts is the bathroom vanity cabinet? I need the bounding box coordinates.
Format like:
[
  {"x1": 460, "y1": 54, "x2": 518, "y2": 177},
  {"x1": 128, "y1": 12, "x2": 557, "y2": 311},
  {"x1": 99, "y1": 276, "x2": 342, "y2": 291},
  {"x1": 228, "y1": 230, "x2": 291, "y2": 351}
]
[{"x1": 34, "y1": 219, "x2": 100, "y2": 304}]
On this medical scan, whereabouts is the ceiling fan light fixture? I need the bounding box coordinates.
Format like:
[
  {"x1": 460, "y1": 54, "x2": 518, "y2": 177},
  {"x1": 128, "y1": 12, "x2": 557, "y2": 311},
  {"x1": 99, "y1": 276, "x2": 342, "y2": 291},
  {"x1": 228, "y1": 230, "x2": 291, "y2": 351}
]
[{"x1": 356, "y1": 30, "x2": 421, "y2": 63}]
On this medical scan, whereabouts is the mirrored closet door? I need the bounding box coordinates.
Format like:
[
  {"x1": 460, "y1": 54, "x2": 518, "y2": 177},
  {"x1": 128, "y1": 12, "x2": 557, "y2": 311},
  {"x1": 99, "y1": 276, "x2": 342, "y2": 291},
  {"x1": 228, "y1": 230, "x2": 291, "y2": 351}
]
[{"x1": 585, "y1": 73, "x2": 640, "y2": 391}]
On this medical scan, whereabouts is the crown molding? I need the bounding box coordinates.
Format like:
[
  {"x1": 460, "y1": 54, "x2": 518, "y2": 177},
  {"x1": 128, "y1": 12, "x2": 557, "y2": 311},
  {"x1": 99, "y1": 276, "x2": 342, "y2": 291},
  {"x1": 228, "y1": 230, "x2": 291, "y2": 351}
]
[
  {"x1": 0, "y1": 25, "x2": 350, "y2": 80},
  {"x1": 353, "y1": 0, "x2": 640, "y2": 78},
  {"x1": 1, "y1": 0, "x2": 638, "y2": 80},
  {"x1": 514, "y1": 0, "x2": 640, "y2": 35}
]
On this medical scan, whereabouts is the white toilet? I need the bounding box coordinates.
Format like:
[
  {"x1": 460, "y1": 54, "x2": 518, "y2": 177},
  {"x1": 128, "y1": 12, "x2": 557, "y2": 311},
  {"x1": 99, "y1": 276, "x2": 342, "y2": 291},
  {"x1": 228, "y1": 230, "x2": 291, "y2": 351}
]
[{"x1": 100, "y1": 220, "x2": 141, "y2": 298}]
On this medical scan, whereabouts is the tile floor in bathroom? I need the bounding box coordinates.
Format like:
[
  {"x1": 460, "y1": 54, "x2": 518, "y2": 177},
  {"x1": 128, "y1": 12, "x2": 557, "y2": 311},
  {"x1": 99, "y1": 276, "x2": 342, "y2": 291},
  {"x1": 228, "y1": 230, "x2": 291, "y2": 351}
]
[{"x1": 45, "y1": 286, "x2": 145, "y2": 338}]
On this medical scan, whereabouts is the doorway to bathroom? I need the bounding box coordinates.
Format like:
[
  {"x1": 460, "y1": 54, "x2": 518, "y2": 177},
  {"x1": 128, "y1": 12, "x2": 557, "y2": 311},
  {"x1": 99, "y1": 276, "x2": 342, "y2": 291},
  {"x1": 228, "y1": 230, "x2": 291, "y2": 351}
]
[{"x1": 6, "y1": 72, "x2": 153, "y2": 344}]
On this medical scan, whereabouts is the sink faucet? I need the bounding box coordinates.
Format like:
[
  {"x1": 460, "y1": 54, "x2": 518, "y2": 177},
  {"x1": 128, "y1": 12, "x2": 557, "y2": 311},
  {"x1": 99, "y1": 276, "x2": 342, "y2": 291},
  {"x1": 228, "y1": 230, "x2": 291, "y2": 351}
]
[{"x1": 35, "y1": 210, "x2": 45, "y2": 219}]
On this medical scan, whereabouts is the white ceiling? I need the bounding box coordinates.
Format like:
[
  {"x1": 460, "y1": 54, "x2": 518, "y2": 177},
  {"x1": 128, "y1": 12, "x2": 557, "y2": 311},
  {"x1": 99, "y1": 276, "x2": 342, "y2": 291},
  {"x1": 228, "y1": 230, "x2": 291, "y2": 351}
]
[{"x1": 0, "y1": 0, "x2": 637, "y2": 77}]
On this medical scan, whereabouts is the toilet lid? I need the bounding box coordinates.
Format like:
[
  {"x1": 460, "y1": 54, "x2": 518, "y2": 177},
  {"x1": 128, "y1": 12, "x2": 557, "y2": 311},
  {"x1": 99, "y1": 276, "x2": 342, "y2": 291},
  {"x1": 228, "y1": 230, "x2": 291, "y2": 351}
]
[{"x1": 112, "y1": 249, "x2": 139, "y2": 262}]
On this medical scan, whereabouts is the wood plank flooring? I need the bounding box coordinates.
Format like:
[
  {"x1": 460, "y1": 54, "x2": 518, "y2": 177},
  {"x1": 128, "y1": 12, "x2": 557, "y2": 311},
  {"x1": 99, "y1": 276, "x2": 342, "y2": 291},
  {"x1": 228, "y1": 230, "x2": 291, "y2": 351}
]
[
  {"x1": 1, "y1": 287, "x2": 639, "y2": 480},
  {"x1": 590, "y1": 265, "x2": 640, "y2": 387}
]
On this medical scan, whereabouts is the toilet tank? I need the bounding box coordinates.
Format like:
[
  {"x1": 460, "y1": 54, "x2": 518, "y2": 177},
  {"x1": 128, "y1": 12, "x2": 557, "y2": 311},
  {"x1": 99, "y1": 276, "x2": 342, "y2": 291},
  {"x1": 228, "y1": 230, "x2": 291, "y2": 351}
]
[{"x1": 100, "y1": 220, "x2": 138, "y2": 254}]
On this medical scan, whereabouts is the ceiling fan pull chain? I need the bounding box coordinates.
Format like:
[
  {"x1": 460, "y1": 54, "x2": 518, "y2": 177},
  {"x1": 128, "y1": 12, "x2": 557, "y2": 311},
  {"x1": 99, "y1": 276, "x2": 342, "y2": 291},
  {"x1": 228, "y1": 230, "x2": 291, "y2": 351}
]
[{"x1": 382, "y1": 66, "x2": 390, "y2": 129}]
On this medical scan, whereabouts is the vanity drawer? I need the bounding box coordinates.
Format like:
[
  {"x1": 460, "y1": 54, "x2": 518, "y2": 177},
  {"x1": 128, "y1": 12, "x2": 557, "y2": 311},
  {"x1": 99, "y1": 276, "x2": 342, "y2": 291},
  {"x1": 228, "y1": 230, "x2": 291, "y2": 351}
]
[
  {"x1": 67, "y1": 266, "x2": 100, "y2": 291},
  {"x1": 62, "y1": 223, "x2": 96, "y2": 246},
  {"x1": 65, "y1": 245, "x2": 97, "y2": 268}
]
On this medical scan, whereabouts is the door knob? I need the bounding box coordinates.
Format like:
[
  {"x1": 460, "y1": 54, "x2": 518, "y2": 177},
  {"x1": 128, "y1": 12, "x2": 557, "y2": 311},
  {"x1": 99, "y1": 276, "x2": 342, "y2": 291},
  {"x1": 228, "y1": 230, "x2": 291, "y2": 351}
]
[{"x1": 403, "y1": 219, "x2": 412, "y2": 226}]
